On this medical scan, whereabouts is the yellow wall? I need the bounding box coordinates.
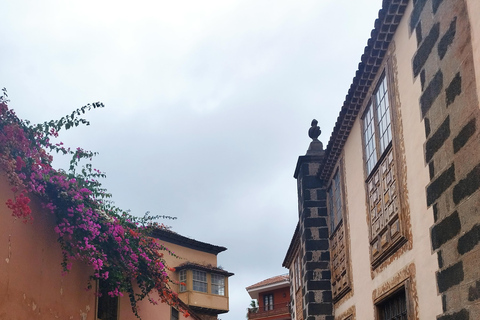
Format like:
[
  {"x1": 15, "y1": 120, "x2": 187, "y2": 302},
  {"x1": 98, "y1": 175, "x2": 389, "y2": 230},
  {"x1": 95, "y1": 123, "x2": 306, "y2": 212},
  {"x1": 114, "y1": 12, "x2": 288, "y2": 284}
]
[{"x1": 118, "y1": 231, "x2": 229, "y2": 318}]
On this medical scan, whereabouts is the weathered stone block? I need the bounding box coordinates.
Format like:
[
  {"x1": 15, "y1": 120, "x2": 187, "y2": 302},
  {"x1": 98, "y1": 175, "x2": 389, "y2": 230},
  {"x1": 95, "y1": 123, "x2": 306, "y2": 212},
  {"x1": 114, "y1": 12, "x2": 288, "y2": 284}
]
[
  {"x1": 305, "y1": 239, "x2": 329, "y2": 251},
  {"x1": 322, "y1": 291, "x2": 332, "y2": 303},
  {"x1": 437, "y1": 261, "x2": 464, "y2": 293},
  {"x1": 431, "y1": 210, "x2": 461, "y2": 250},
  {"x1": 427, "y1": 164, "x2": 455, "y2": 206},
  {"x1": 305, "y1": 262, "x2": 330, "y2": 271},
  {"x1": 302, "y1": 176, "x2": 322, "y2": 189},
  {"x1": 457, "y1": 224, "x2": 480, "y2": 255},
  {"x1": 432, "y1": 0, "x2": 443, "y2": 14},
  {"x1": 446, "y1": 73, "x2": 461, "y2": 107},
  {"x1": 426, "y1": 115, "x2": 450, "y2": 162},
  {"x1": 421, "y1": 69, "x2": 427, "y2": 91},
  {"x1": 316, "y1": 189, "x2": 327, "y2": 200},
  {"x1": 413, "y1": 23, "x2": 440, "y2": 77},
  {"x1": 438, "y1": 250, "x2": 444, "y2": 268},
  {"x1": 437, "y1": 308, "x2": 469, "y2": 320},
  {"x1": 430, "y1": 160, "x2": 435, "y2": 179},
  {"x1": 410, "y1": 0, "x2": 427, "y2": 32},
  {"x1": 308, "y1": 303, "x2": 333, "y2": 316},
  {"x1": 318, "y1": 227, "x2": 329, "y2": 239},
  {"x1": 453, "y1": 118, "x2": 476, "y2": 154},
  {"x1": 468, "y1": 280, "x2": 480, "y2": 302},
  {"x1": 304, "y1": 217, "x2": 327, "y2": 228},
  {"x1": 304, "y1": 200, "x2": 326, "y2": 208},
  {"x1": 438, "y1": 17, "x2": 457, "y2": 60},
  {"x1": 307, "y1": 280, "x2": 332, "y2": 291},
  {"x1": 415, "y1": 22, "x2": 423, "y2": 46},
  {"x1": 420, "y1": 69, "x2": 443, "y2": 117},
  {"x1": 321, "y1": 270, "x2": 331, "y2": 280},
  {"x1": 453, "y1": 163, "x2": 480, "y2": 205}
]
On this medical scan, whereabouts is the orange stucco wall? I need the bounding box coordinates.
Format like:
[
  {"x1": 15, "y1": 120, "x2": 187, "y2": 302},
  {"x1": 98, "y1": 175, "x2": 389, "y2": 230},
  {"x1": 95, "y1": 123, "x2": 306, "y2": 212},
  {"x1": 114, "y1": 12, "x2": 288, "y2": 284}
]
[
  {"x1": 0, "y1": 175, "x2": 96, "y2": 320},
  {"x1": 0, "y1": 173, "x2": 224, "y2": 320}
]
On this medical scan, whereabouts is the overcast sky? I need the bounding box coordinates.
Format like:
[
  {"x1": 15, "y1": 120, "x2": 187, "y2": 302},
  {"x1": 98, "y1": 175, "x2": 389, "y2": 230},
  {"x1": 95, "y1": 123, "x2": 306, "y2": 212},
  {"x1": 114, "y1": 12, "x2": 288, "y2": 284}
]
[{"x1": 2, "y1": 1, "x2": 382, "y2": 318}]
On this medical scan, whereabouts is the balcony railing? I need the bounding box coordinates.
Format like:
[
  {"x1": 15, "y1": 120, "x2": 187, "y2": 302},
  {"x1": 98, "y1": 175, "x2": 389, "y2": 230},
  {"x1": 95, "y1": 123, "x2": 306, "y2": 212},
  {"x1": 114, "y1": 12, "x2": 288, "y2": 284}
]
[{"x1": 247, "y1": 303, "x2": 289, "y2": 320}]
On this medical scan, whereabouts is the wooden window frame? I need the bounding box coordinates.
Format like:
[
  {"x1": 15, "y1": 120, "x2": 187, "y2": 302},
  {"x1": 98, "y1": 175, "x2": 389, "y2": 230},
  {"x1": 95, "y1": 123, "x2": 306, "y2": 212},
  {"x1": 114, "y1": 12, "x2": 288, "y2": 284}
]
[
  {"x1": 361, "y1": 65, "x2": 407, "y2": 269},
  {"x1": 374, "y1": 281, "x2": 414, "y2": 320},
  {"x1": 326, "y1": 159, "x2": 351, "y2": 301}
]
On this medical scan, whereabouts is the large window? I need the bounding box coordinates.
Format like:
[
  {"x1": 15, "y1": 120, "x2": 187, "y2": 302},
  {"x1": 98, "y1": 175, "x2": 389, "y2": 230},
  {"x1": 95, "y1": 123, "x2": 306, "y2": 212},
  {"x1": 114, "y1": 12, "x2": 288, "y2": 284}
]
[
  {"x1": 362, "y1": 72, "x2": 405, "y2": 266},
  {"x1": 179, "y1": 269, "x2": 187, "y2": 292},
  {"x1": 326, "y1": 161, "x2": 350, "y2": 301},
  {"x1": 211, "y1": 274, "x2": 225, "y2": 295},
  {"x1": 178, "y1": 269, "x2": 229, "y2": 295},
  {"x1": 192, "y1": 270, "x2": 207, "y2": 293},
  {"x1": 364, "y1": 74, "x2": 392, "y2": 175},
  {"x1": 263, "y1": 294, "x2": 274, "y2": 311}
]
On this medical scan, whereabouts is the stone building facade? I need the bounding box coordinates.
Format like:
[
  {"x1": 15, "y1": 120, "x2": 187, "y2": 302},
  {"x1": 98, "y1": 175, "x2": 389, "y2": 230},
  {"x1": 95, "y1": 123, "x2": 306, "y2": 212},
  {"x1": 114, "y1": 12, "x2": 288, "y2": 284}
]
[{"x1": 283, "y1": 0, "x2": 480, "y2": 319}]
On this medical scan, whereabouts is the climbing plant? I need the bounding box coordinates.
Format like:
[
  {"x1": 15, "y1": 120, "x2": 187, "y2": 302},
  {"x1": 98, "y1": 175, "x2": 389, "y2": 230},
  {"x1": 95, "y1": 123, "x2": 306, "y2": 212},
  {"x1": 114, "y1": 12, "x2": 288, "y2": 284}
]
[{"x1": 0, "y1": 89, "x2": 188, "y2": 318}]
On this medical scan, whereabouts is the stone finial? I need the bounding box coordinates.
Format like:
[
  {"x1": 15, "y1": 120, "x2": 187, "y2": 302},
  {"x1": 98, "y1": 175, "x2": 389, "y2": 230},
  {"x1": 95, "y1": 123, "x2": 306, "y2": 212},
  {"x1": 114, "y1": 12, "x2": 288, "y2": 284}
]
[
  {"x1": 306, "y1": 119, "x2": 323, "y2": 155},
  {"x1": 308, "y1": 119, "x2": 321, "y2": 141}
]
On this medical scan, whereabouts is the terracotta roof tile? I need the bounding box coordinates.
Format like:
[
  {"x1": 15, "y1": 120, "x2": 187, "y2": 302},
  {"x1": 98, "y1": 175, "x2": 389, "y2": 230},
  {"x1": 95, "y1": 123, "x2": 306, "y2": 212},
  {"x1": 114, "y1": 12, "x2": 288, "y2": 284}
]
[
  {"x1": 319, "y1": 0, "x2": 408, "y2": 182},
  {"x1": 246, "y1": 274, "x2": 289, "y2": 291}
]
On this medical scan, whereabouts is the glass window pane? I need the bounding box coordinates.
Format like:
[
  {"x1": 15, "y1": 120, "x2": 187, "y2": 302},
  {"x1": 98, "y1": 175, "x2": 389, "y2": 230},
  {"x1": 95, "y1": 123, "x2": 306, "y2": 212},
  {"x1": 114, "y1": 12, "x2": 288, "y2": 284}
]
[
  {"x1": 192, "y1": 270, "x2": 207, "y2": 293},
  {"x1": 364, "y1": 104, "x2": 377, "y2": 174},
  {"x1": 211, "y1": 274, "x2": 225, "y2": 295},
  {"x1": 376, "y1": 76, "x2": 392, "y2": 154},
  {"x1": 179, "y1": 270, "x2": 187, "y2": 292}
]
